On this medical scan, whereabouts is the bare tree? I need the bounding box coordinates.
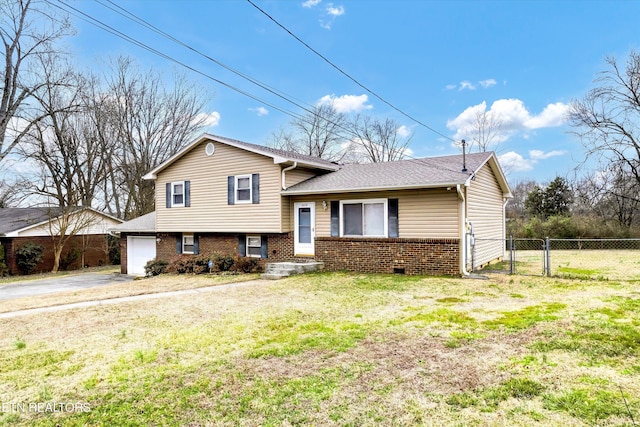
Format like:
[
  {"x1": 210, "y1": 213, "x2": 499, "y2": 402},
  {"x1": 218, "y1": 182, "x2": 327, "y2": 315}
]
[
  {"x1": 348, "y1": 115, "x2": 411, "y2": 163},
  {"x1": 569, "y1": 50, "x2": 640, "y2": 187},
  {"x1": 97, "y1": 56, "x2": 211, "y2": 219},
  {"x1": 505, "y1": 179, "x2": 538, "y2": 219},
  {"x1": 468, "y1": 108, "x2": 504, "y2": 153},
  {"x1": 0, "y1": 0, "x2": 71, "y2": 164},
  {"x1": 271, "y1": 104, "x2": 348, "y2": 161}
]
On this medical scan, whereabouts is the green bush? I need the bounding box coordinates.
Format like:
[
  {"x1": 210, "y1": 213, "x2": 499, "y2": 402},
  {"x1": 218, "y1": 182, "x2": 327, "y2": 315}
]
[
  {"x1": 210, "y1": 253, "x2": 235, "y2": 272},
  {"x1": 144, "y1": 258, "x2": 169, "y2": 276},
  {"x1": 15, "y1": 242, "x2": 44, "y2": 275}
]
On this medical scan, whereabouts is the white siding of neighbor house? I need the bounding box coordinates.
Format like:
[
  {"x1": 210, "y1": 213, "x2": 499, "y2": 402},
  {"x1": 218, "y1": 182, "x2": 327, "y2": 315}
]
[
  {"x1": 156, "y1": 141, "x2": 285, "y2": 233},
  {"x1": 466, "y1": 162, "x2": 506, "y2": 265},
  {"x1": 15, "y1": 212, "x2": 121, "y2": 237},
  {"x1": 290, "y1": 188, "x2": 460, "y2": 239}
]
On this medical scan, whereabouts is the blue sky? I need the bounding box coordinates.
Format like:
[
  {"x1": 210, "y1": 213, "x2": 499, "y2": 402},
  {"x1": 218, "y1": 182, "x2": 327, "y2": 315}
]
[{"x1": 61, "y1": 0, "x2": 639, "y2": 183}]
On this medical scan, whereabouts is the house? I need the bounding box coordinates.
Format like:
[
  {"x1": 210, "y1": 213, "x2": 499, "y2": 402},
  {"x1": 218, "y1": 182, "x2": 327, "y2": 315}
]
[
  {"x1": 122, "y1": 133, "x2": 511, "y2": 276},
  {"x1": 0, "y1": 207, "x2": 123, "y2": 274},
  {"x1": 110, "y1": 212, "x2": 156, "y2": 276}
]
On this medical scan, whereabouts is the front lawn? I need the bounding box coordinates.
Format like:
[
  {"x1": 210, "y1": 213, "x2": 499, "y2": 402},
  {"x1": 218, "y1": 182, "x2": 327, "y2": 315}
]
[{"x1": 0, "y1": 272, "x2": 638, "y2": 425}]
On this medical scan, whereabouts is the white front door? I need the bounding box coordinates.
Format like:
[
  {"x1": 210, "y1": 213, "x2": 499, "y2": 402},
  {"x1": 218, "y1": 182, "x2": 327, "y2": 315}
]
[{"x1": 294, "y1": 202, "x2": 315, "y2": 256}]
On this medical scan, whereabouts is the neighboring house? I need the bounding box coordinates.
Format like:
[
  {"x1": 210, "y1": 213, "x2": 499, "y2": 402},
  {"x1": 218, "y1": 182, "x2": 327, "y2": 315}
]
[
  {"x1": 110, "y1": 212, "x2": 156, "y2": 276},
  {"x1": 0, "y1": 207, "x2": 123, "y2": 274},
  {"x1": 124, "y1": 133, "x2": 511, "y2": 276}
]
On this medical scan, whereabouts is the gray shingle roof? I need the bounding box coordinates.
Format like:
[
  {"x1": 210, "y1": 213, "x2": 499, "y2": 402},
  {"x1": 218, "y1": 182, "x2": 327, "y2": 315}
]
[
  {"x1": 282, "y1": 152, "x2": 495, "y2": 194},
  {"x1": 110, "y1": 212, "x2": 156, "y2": 233},
  {"x1": 0, "y1": 207, "x2": 65, "y2": 235}
]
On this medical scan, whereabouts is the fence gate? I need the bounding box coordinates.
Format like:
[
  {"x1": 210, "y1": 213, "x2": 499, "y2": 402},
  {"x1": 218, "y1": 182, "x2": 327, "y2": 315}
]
[{"x1": 471, "y1": 237, "x2": 546, "y2": 276}]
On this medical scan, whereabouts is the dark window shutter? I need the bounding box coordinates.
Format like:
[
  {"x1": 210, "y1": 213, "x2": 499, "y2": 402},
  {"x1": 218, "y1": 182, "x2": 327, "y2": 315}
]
[
  {"x1": 228, "y1": 176, "x2": 235, "y2": 205},
  {"x1": 193, "y1": 234, "x2": 199, "y2": 254},
  {"x1": 388, "y1": 198, "x2": 399, "y2": 238},
  {"x1": 166, "y1": 183, "x2": 172, "y2": 208},
  {"x1": 238, "y1": 234, "x2": 246, "y2": 256},
  {"x1": 185, "y1": 181, "x2": 191, "y2": 207},
  {"x1": 176, "y1": 235, "x2": 182, "y2": 254},
  {"x1": 330, "y1": 201, "x2": 340, "y2": 237},
  {"x1": 252, "y1": 173, "x2": 260, "y2": 204},
  {"x1": 260, "y1": 235, "x2": 268, "y2": 259}
]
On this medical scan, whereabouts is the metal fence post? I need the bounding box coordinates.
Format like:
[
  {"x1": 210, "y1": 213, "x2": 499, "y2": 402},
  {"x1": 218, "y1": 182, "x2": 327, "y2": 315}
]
[
  {"x1": 509, "y1": 235, "x2": 514, "y2": 275},
  {"x1": 545, "y1": 237, "x2": 551, "y2": 277}
]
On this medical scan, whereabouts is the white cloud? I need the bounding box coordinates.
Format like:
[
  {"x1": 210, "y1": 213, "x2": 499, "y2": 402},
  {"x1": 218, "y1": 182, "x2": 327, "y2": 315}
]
[
  {"x1": 447, "y1": 98, "x2": 570, "y2": 145},
  {"x1": 249, "y1": 106, "x2": 269, "y2": 117},
  {"x1": 524, "y1": 102, "x2": 570, "y2": 129},
  {"x1": 479, "y1": 79, "x2": 497, "y2": 88},
  {"x1": 302, "y1": 0, "x2": 321, "y2": 7},
  {"x1": 459, "y1": 80, "x2": 476, "y2": 91},
  {"x1": 498, "y1": 151, "x2": 535, "y2": 172},
  {"x1": 195, "y1": 111, "x2": 220, "y2": 127},
  {"x1": 326, "y1": 4, "x2": 344, "y2": 16},
  {"x1": 445, "y1": 84, "x2": 457, "y2": 91},
  {"x1": 529, "y1": 149, "x2": 566, "y2": 160},
  {"x1": 317, "y1": 94, "x2": 372, "y2": 113},
  {"x1": 396, "y1": 125, "x2": 411, "y2": 138}
]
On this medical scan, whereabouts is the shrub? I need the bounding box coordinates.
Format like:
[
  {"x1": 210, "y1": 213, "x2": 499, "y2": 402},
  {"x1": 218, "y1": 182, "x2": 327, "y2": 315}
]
[
  {"x1": 167, "y1": 254, "x2": 211, "y2": 274},
  {"x1": 231, "y1": 256, "x2": 263, "y2": 273},
  {"x1": 210, "y1": 253, "x2": 235, "y2": 272},
  {"x1": 144, "y1": 258, "x2": 169, "y2": 276},
  {"x1": 15, "y1": 242, "x2": 44, "y2": 274},
  {"x1": 60, "y1": 246, "x2": 81, "y2": 271},
  {"x1": 0, "y1": 245, "x2": 8, "y2": 276}
]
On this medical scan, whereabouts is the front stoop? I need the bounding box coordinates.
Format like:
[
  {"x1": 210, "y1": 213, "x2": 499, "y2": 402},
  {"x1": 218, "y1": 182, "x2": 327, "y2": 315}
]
[{"x1": 260, "y1": 261, "x2": 325, "y2": 280}]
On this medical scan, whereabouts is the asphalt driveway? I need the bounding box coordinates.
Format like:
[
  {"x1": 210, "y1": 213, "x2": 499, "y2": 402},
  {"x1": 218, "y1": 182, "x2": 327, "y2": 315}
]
[{"x1": 0, "y1": 272, "x2": 135, "y2": 301}]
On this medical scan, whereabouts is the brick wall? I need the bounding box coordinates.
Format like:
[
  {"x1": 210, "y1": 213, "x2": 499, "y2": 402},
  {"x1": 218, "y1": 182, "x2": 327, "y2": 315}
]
[
  {"x1": 315, "y1": 237, "x2": 460, "y2": 276},
  {"x1": 152, "y1": 233, "x2": 460, "y2": 276},
  {"x1": 2, "y1": 234, "x2": 112, "y2": 275}
]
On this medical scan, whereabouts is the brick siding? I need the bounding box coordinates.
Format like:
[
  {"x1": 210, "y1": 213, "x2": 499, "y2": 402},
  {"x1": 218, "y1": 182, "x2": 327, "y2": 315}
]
[
  {"x1": 151, "y1": 232, "x2": 460, "y2": 276},
  {"x1": 2, "y1": 235, "x2": 112, "y2": 275},
  {"x1": 315, "y1": 237, "x2": 460, "y2": 276}
]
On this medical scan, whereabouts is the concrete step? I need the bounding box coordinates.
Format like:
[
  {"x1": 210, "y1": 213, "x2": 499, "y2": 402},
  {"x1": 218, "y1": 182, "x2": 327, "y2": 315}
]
[{"x1": 261, "y1": 261, "x2": 324, "y2": 280}]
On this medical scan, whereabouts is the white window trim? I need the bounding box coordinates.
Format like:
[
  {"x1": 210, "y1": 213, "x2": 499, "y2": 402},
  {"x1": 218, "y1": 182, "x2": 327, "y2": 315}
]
[
  {"x1": 339, "y1": 198, "x2": 388, "y2": 238},
  {"x1": 246, "y1": 235, "x2": 261, "y2": 258},
  {"x1": 182, "y1": 233, "x2": 194, "y2": 254},
  {"x1": 235, "y1": 174, "x2": 252, "y2": 204},
  {"x1": 171, "y1": 181, "x2": 185, "y2": 208}
]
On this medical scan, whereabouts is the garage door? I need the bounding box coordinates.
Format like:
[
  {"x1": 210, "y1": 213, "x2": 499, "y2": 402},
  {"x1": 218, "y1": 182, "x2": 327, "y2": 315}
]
[{"x1": 127, "y1": 236, "x2": 156, "y2": 276}]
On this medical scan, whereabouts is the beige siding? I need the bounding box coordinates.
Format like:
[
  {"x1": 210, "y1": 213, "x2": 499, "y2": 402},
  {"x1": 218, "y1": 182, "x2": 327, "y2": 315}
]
[
  {"x1": 290, "y1": 188, "x2": 459, "y2": 239},
  {"x1": 17, "y1": 212, "x2": 121, "y2": 237},
  {"x1": 156, "y1": 141, "x2": 284, "y2": 233},
  {"x1": 281, "y1": 167, "x2": 320, "y2": 231},
  {"x1": 467, "y1": 163, "x2": 506, "y2": 265}
]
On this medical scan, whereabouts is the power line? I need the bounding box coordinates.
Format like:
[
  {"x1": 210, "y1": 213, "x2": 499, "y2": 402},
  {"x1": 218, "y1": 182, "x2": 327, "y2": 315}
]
[
  {"x1": 46, "y1": 0, "x2": 466, "y2": 175},
  {"x1": 245, "y1": 0, "x2": 457, "y2": 143}
]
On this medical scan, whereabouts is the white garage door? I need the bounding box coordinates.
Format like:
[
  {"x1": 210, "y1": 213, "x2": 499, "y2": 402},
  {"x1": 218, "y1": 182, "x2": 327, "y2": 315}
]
[{"x1": 127, "y1": 236, "x2": 156, "y2": 276}]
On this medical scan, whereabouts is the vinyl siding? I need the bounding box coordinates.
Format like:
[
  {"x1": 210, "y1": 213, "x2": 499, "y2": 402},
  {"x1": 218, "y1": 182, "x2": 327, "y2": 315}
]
[
  {"x1": 467, "y1": 163, "x2": 506, "y2": 265},
  {"x1": 156, "y1": 141, "x2": 284, "y2": 233},
  {"x1": 281, "y1": 167, "x2": 323, "y2": 231},
  {"x1": 16, "y1": 213, "x2": 121, "y2": 237},
  {"x1": 290, "y1": 188, "x2": 459, "y2": 238}
]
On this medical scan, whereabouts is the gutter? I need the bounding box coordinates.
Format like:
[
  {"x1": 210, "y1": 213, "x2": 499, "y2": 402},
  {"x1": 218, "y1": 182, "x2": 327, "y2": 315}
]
[
  {"x1": 457, "y1": 184, "x2": 470, "y2": 276},
  {"x1": 281, "y1": 162, "x2": 298, "y2": 190}
]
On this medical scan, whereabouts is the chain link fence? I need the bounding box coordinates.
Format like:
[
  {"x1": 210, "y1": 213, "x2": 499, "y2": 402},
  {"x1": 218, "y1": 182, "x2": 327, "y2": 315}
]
[{"x1": 472, "y1": 237, "x2": 640, "y2": 280}]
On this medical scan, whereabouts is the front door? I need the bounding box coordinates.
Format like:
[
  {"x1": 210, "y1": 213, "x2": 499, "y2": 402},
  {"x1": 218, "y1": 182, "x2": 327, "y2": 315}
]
[{"x1": 294, "y1": 202, "x2": 315, "y2": 256}]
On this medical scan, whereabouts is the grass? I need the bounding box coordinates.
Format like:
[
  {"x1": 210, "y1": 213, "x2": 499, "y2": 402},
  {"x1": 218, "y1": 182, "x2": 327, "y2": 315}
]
[{"x1": 0, "y1": 271, "x2": 639, "y2": 425}]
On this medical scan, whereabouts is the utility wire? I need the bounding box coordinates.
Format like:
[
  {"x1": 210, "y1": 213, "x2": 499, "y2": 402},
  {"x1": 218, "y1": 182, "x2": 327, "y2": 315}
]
[
  {"x1": 246, "y1": 0, "x2": 457, "y2": 143},
  {"x1": 47, "y1": 0, "x2": 467, "y2": 175}
]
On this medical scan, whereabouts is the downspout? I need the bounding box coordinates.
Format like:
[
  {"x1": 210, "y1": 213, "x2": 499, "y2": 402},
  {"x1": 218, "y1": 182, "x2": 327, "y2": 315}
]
[
  {"x1": 503, "y1": 197, "x2": 509, "y2": 256},
  {"x1": 457, "y1": 184, "x2": 470, "y2": 276},
  {"x1": 281, "y1": 162, "x2": 298, "y2": 190}
]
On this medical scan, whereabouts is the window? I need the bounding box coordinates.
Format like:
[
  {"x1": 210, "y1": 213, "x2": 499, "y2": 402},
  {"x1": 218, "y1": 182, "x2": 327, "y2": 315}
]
[
  {"x1": 235, "y1": 175, "x2": 252, "y2": 203},
  {"x1": 340, "y1": 199, "x2": 387, "y2": 237},
  {"x1": 182, "y1": 234, "x2": 194, "y2": 254},
  {"x1": 172, "y1": 182, "x2": 185, "y2": 207},
  {"x1": 166, "y1": 181, "x2": 190, "y2": 208},
  {"x1": 246, "y1": 235, "x2": 261, "y2": 258}
]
